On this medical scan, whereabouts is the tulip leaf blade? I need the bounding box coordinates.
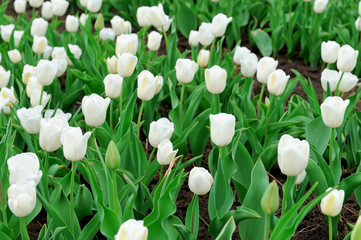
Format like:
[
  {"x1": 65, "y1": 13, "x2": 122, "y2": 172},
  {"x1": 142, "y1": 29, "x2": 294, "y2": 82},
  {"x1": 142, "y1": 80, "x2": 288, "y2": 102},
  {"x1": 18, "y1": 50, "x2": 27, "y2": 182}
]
[
  {"x1": 251, "y1": 29, "x2": 272, "y2": 57},
  {"x1": 173, "y1": 224, "x2": 196, "y2": 240},
  {"x1": 214, "y1": 216, "x2": 236, "y2": 240},
  {"x1": 306, "y1": 117, "x2": 331, "y2": 156},
  {"x1": 175, "y1": 2, "x2": 198, "y2": 38},
  {"x1": 78, "y1": 213, "x2": 100, "y2": 240}
]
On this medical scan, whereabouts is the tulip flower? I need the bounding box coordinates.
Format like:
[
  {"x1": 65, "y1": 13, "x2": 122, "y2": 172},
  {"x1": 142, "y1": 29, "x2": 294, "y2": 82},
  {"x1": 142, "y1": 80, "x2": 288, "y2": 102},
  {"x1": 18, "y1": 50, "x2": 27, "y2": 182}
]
[
  {"x1": 17, "y1": 106, "x2": 43, "y2": 134},
  {"x1": 31, "y1": 91, "x2": 50, "y2": 107},
  {"x1": 157, "y1": 139, "x2": 178, "y2": 165},
  {"x1": 0, "y1": 24, "x2": 15, "y2": 42},
  {"x1": 114, "y1": 219, "x2": 148, "y2": 240},
  {"x1": 117, "y1": 53, "x2": 138, "y2": 78},
  {"x1": 100, "y1": 28, "x2": 116, "y2": 41},
  {"x1": 209, "y1": 113, "x2": 236, "y2": 147},
  {"x1": 197, "y1": 49, "x2": 210, "y2": 68},
  {"x1": 115, "y1": 34, "x2": 138, "y2": 56},
  {"x1": 39, "y1": 116, "x2": 69, "y2": 152},
  {"x1": 41, "y1": 2, "x2": 53, "y2": 19},
  {"x1": 79, "y1": 13, "x2": 89, "y2": 26},
  {"x1": 337, "y1": 45, "x2": 358, "y2": 73},
  {"x1": 154, "y1": 75, "x2": 163, "y2": 94},
  {"x1": 233, "y1": 46, "x2": 251, "y2": 65},
  {"x1": 68, "y1": 44, "x2": 82, "y2": 59},
  {"x1": 104, "y1": 74, "x2": 123, "y2": 98},
  {"x1": 65, "y1": 15, "x2": 79, "y2": 33},
  {"x1": 7, "y1": 152, "x2": 43, "y2": 185},
  {"x1": 53, "y1": 58, "x2": 68, "y2": 77},
  {"x1": 321, "y1": 96, "x2": 349, "y2": 128},
  {"x1": 7, "y1": 180, "x2": 37, "y2": 217},
  {"x1": 42, "y1": 46, "x2": 52, "y2": 59},
  {"x1": 52, "y1": 46, "x2": 67, "y2": 60},
  {"x1": 188, "y1": 167, "x2": 213, "y2": 195},
  {"x1": 107, "y1": 56, "x2": 118, "y2": 74},
  {"x1": 211, "y1": 13, "x2": 232, "y2": 37},
  {"x1": 94, "y1": 14, "x2": 104, "y2": 31},
  {"x1": 26, "y1": 77, "x2": 42, "y2": 98},
  {"x1": 44, "y1": 108, "x2": 71, "y2": 121},
  {"x1": 0, "y1": 87, "x2": 18, "y2": 107},
  {"x1": 205, "y1": 65, "x2": 227, "y2": 94},
  {"x1": 36, "y1": 60, "x2": 57, "y2": 86},
  {"x1": 0, "y1": 98, "x2": 9, "y2": 113},
  {"x1": 111, "y1": 16, "x2": 131, "y2": 36},
  {"x1": 61, "y1": 127, "x2": 91, "y2": 161},
  {"x1": 32, "y1": 35, "x2": 48, "y2": 54},
  {"x1": 188, "y1": 30, "x2": 200, "y2": 47},
  {"x1": 14, "y1": 30, "x2": 24, "y2": 48},
  {"x1": 261, "y1": 181, "x2": 279, "y2": 214},
  {"x1": 277, "y1": 134, "x2": 309, "y2": 176},
  {"x1": 0, "y1": 67, "x2": 10, "y2": 88},
  {"x1": 8, "y1": 49, "x2": 22, "y2": 64},
  {"x1": 338, "y1": 72, "x2": 358, "y2": 92},
  {"x1": 22, "y1": 65, "x2": 37, "y2": 84},
  {"x1": 240, "y1": 53, "x2": 258, "y2": 77},
  {"x1": 14, "y1": 0, "x2": 26, "y2": 14},
  {"x1": 83, "y1": 0, "x2": 102, "y2": 13},
  {"x1": 147, "y1": 31, "x2": 162, "y2": 51},
  {"x1": 175, "y1": 58, "x2": 199, "y2": 83},
  {"x1": 148, "y1": 3, "x2": 172, "y2": 30},
  {"x1": 257, "y1": 57, "x2": 278, "y2": 84},
  {"x1": 320, "y1": 69, "x2": 340, "y2": 92},
  {"x1": 351, "y1": 215, "x2": 361, "y2": 240},
  {"x1": 136, "y1": 6, "x2": 150, "y2": 27},
  {"x1": 355, "y1": 17, "x2": 361, "y2": 32},
  {"x1": 31, "y1": 18, "x2": 48, "y2": 37},
  {"x1": 314, "y1": 0, "x2": 329, "y2": 13},
  {"x1": 267, "y1": 69, "x2": 290, "y2": 96},
  {"x1": 149, "y1": 118, "x2": 174, "y2": 148},
  {"x1": 295, "y1": 170, "x2": 307, "y2": 185},
  {"x1": 29, "y1": 0, "x2": 43, "y2": 8},
  {"x1": 320, "y1": 188, "x2": 344, "y2": 217},
  {"x1": 137, "y1": 70, "x2": 158, "y2": 101},
  {"x1": 82, "y1": 94, "x2": 111, "y2": 127},
  {"x1": 198, "y1": 22, "x2": 215, "y2": 46},
  {"x1": 51, "y1": 0, "x2": 69, "y2": 16}
]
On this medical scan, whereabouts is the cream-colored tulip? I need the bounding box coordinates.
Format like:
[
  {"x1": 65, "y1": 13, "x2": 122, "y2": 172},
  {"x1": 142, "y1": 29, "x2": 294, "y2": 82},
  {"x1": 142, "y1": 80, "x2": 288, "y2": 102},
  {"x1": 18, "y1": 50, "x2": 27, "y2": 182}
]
[
  {"x1": 197, "y1": 49, "x2": 210, "y2": 68},
  {"x1": 337, "y1": 45, "x2": 358, "y2": 73},
  {"x1": 267, "y1": 69, "x2": 290, "y2": 96},
  {"x1": 17, "y1": 106, "x2": 43, "y2": 134},
  {"x1": 32, "y1": 35, "x2": 48, "y2": 54},
  {"x1": 107, "y1": 56, "x2": 118, "y2": 74},
  {"x1": 175, "y1": 58, "x2": 199, "y2": 83},
  {"x1": 7, "y1": 152, "x2": 43, "y2": 185},
  {"x1": 188, "y1": 167, "x2": 213, "y2": 195},
  {"x1": 114, "y1": 219, "x2": 148, "y2": 240},
  {"x1": 137, "y1": 70, "x2": 157, "y2": 101},
  {"x1": 7, "y1": 180, "x2": 37, "y2": 217},
  {"x1": 147, "y1": 31, "x2": 162, "y2": 51},
  {"x1": 41, "y1": 1, "x2": 53, "y2": 19},
  {"x1": 117, "y1": 53, "x2": 138, "y2": 78},
  {"x1": 30, "y1": 91, "x2": 51, "y2": 108},
  {"x1": 320, "y1": 188, "x2": 344, "y2": 217},
  {"x1": 211, "y1": 13, "x2": 232, "y2": 37},
  {"x1": 65, "y1": 15, "x2": 79, "y2": 33},
  {"x1": 321, "y1": 96, "x2": 349, "y2": 128},
  {"x1": 39, "y1": 116, "x2": 69, "y2": 152},
  {"x1": 0, "y1": 24, "x2": 15, "y2": 42},
  {"x1": 26, "y1": 77, "x2": 42, "y2": 98},
  {"x1": 157, "y1": 139, "x2": 178, "y2": 165},
  {"x1": 104, "y1": 74, "x2": 123, "y2": 98},
  {"x1": 209, "y1": 113, "x2": 235, "y2": 147},
  {"x1": 115, "y1": 34, "x2": 138, "y2": 56},
  {"x1": 31, "y1": 18, "x2": 48, "y2": 37},
  {"x1": 149, "y1": 118, "x2": 174, "y2": 148},
  {"x1": 257, "y1": 57, "x2": 278, "y2": 84},
  {"x1": 0, "y1": 67, "x2": 10, "y2": 88},
  {"x1": 36, "y1": 60, "x2": 57, "y2": 86},
  {"x1": 205, "y1": 65, "x2": 227, "y2": 94},
  {"x1": 82, "y1": 94, "x2": 111, "y2": 127},
  {"x1": 61, "y1": 127, "x2": 91, "y2": 161},
  {"x1": 8, "y1": 49, "x2": 22, "y2": 64},
  {"x1": 233, "y1": 46, "x2": 251, "y2": 64}
]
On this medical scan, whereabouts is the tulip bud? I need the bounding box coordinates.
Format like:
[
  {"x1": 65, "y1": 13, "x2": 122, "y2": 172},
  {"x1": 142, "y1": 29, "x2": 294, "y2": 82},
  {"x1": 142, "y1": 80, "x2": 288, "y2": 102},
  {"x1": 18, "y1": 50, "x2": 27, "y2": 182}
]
[
  {"x1": 320, "y1": 69, "x2": 340, "y2": 92},
  {"x1": 7, "y1": 152, "x2": 43, "y2": 185},
  {"x1": 147, "y1": 31, "x2": 162, "y2": 51},
  {"x1": 137, "y1": 7, "x2": 150, "y2": 27},
  {"x1": 40, "y1": 116, "x2": 69, "y2": 152},
  {"x1": 338, "y1": 72, "x2": 358, "y2": 92},
  {"x1": 209, "y1": 113, "x2": 235, "y2": 147},
  {"x1": 205, "y1": 65, "x2": 227, "y2": 94},
  {"x1": 197, "y1": 49, "x2": 210, "y2": 68},
  {"x1": 117, "y1": 53, "x2": 138, "y2": 78},
  {"x1": 351, "y1": 215, "x2": 361, "y2": 240},
  {"x1": 314, "y1": 0, "x2": 329, "y2": 13},
  {"x1": 44, "y1": 108, "x2": 71, "y2": 121},
  {"x1": 36, "y1": 60, "x2": 57, "y2": 86},
  {"x1": 7, "y1": 180, "x2": 37, "y2": 217},
  {"x1": 32, "y1": 35, "x2": 48, "y2": 54},
  {"x1": 26, "y1": 77, "x2": 42, "y2": 98},
  {"x1": 13, "y1": 30, "x2": 24, "y2": 48},
  {"x1": 29, "y1": 0, "x2": 43, "y2": 8},
  {"x1": 31, "y1": 90, "x2": 51, "y2": 108},
  {"x1": 337, "y1": 45, "x2": 358, "y2": 73},
  {"x1": 0, "y1": 24, "x2": 15, "y2": 42},
  {"x1": 100, "y1": 28, "x2": 116, "y2": 41},
  {"x1": 261, "y1": 181, "x2": 279, "y2": 214},
  {"x1": 198, "y1": 22, "x2": 215, "y2": 46},
  {"x1": 257, "y1": 57, "x2": 278, "y2": 84},
  {"x1": 233, "y1": 46, "x2": 251, "y2": 64},
  {"x1": 53, "y1": 58, "x2": 68, "y2": 77},
  {"x1": 65, "y1": 15, "x2": 79, "y2": 33},
  {"x1": 61, "y1": 127, "x2": 91, "y2": 161},
  {"x1": 95, "y1": 13, "x2": 104, "y2": 31},
  {"x1": 355, "y1": 17, "x2": 361, "y2": 32},
  {"x1": 149, "y1": 118, "x2": 174, "y2": 148},
  {"x1": 17, "y1": 106, "x2": 43, "y2": 134},
  {"x1": 157, "y1": 139, "x2": 178, "y2": 165},
  {"x1": 82, "y1": 94, "x2": 111, "y2": 127},
  {"x1": 14, "y1": 0, "x2": 26, "y2": 14},
  {"x1": 240, "y1": 53, "x2": 258, "y2": 77},
  {"x1": 188, "y1": 30, "x2": 200, "y2": 47},
  {"x1": 188, "y1": 167, "x2": 213, "y2": 195},
  {"x1": 8, "y1": 49, "x2": 22, "y2": 64},
  {"x1": 51, "y1": 0, "x2": 69, "y2": 16},
  {"x1": 175, "y1": 58, "x2": 199, "y2": 83},
  {"x1": 211, "y1": 13, "x2": 232, "y2": 37},
  {"x1": 107, "y1": 56, "x2": 118, "y2": 74},
  {"x1": 295, "y1": 170, "x2": 307, "y2": 185},
  {"x1": 0, "y1": 68, "x2": 10, "y2": 88},
  {"x1": 79, "y1": 13, "x2": 89, "y2": 26},
  {"x1": 85, "y1": 0, "x2": 102, "y2": 13},
  {"x1": 320, "y1": 188, "x2": 344, "y2": 217},
  {"x1": 267, "y1": 69, "x2": 290, "y2": 96},
  {"x1": 115, "y1": 34, "x2": 138, "y2": 56},
  {"x1": 114, "y1": 219, "x2": 148, "y2": 240},
  {"x1": 104, "y1": 74, "x2": 123, "y2": 98},
  {"x1": 321, "y1": 96, "x2": 349, "y2": 128},
  {"x1": 105, "y1": 141, "x2": 121, "y2": 170},
  {"x1": 277, "y1": 134, "x2": 310, "y2": 176},
  {"x1": 41, "y1": 2, "x2": 53, "y2": 19},
  {"x1": 137, "y1": 70, "x2": 157, "y2": 101},
  {"x1": 31, "y1": 18, "x2": 48, "y2": 37}
]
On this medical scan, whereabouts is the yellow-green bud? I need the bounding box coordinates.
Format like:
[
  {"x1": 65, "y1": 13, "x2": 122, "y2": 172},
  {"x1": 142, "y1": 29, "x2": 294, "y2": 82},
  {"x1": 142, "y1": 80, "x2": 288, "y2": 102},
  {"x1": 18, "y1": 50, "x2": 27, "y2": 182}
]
[
  {"x1": 105, "y1": 141, "x2": 121, "y2": 170},
  {"x1": 95, "y1": 13, "x2": 104, "y2": 31},
  {"x1": 261, "y1": 181, "x2": 279, "y2": 215},
  {"x1": 351, "y1": 216, "x2": 361, "y2": 240}
]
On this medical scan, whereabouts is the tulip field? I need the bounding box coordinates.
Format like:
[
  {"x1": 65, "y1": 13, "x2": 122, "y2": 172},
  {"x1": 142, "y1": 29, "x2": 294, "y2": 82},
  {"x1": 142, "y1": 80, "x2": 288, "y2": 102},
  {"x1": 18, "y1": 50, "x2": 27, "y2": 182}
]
[{"x1": 2, "y1": 0, "x2": 361, "y2": 239}]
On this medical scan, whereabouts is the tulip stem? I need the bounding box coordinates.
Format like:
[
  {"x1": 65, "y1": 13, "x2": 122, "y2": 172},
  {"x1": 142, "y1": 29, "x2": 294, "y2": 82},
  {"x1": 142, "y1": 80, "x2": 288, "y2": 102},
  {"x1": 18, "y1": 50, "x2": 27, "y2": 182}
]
[
  {"x1": 147, "y1": 51, "x2": 152, "y2": 70},
  {"x1": 0, "y1": 181, "x2": 8, "y2": 225},
  {"x1": 263, "y1": 213, "x2": 271, "y2": 240},
  {"x1": 39, "y1": 85, "x2": 44, "y2": 106},
  {"x1": 110, "y1": 100, "x2": 113, "y2": 136},
  {"x1": 19, "y1": 217, "x2": 30, "y2": 240},
  {"x1": 162, "y1": 30, "x2": 169, "y2": 55},
  {"x1": 264, "y1": 95, "x2": 274, "y2": 145},
  {"x1": 159, "y1": 165, "x2": 164, "y2": 182},
  {"x1": 112, "y1": 170, "x2": 119, "y2": 215},
  {"x1": 328, "y1": 216, "x2": 333, "y2": 240},
  {"x1": 329, "y1": 128, "x2": 335, "y2": 175},
  {"x1": 190, "y1": 194, "x2": 199, "y2": 234},
  {"x1": 119, "y1": 78, "x2": 124, "y2": 118},
  {"x1": 257, "y1": 84, "x2": 266, "y2": 120},
  {"x1": 136, "y1": 101, "x2": 145, "y2": 140},
  {"x1": 43, "y1": 152, "x2": 50, "y2": 201},
  {"x1": 69, "y1": 161, "x2": 78, "y2": 234},
  {"x1": 334, "y1": 72, "x2": 344, "y2": 96},
  {"x1": 281, "y1": 176, "x2": 296, "y2": 216},
  {"x1": 179, "y1": 84, "x2": 186, "y2": 125}
]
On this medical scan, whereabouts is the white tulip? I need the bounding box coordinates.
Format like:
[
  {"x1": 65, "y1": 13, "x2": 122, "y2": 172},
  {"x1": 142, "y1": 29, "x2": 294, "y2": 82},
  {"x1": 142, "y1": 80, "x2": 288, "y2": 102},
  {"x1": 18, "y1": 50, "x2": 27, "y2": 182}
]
[
  {"x1": 17, "y1": 106, "x2": 43, "y2": 134},
  {"x1": 29, "y1": 0, "x2": 43, "y2": 8},
  {"x1": 44, "y1": 109, "x2": 71, "y2": 121},
  {"x1": 0, "y1": 87, "x2": 18, "y2": 107},
  {"x1": 26, "y1": 77, "x2": 42, "y2": 98},
  {"x1": 0, "y1": 98, "x2": 9, "y2": 113},
  {"x1": 136, "y1": 6, "x2": 150, "y2": 27},
  {"x1": 7, "y1": 152, "x2": 43, "y2": 185},
  {"x1": 13, "y1": 30, "x2": 24, "y2": 48},
  {"x1": 240, "y1": 53, "x2": 258, "y2": 77},
  {"x1": 39, "y1": 116, "x2": 69, "y2": 152},
  {"x1": 36, "y1": 60, "x2": 57, "y2": 86},
  {"x1": 7, "y1": 180, "x2": 37, "y2": 217},
  {"x1": 209, "y1": 113, "x2": 235, "y2": 147},
  {"x1": 338, "y1": 72, "x2": 358, "y2": 92},
  {"x1": 175, "y1": 58, "x2": 199, "y2": 83},
  {"x1": 233, "y1": 46, "x2": 251, "y2": 65},
  {"x1": 148, "y1": 3, "x2": 168, "y2": 28},
  {"x1": 51, "y1": 0, "x2": 69, "y2": 16},
  {"x1": 257, "y1": 57, "x2": 278, "y2": 84},
  {"x1": 65, "y1": 15, "x2": 79, "y2": 33},
  {"x1": 198, "y1": 22, "x2": 215, "y2": 46},
  {"x1": 82, "y1": 94, "x2": 110, "y2": 127},
  {"x1": 68, "y1": 44, "x2": 82, "y2": 59},
  {"x1": 100, "y1": 28, "x2": 116, "y2": 41},
  {"x1": 337, "y1": 45, "x2": 358, "y2": 73},
  {"x1": 188, "y1": 167, "x2": 213, "y2": 195},
  {"x1": 211, "y1": 13, "x2": 232, "y2": 37},
  {"x1": 52, "y1": 58, "x2": 68, "y2": 77},
  {"x1": 321, "y1": 41, "x2": 340, "y2": 64},
  {"x1": 157, "y1": 139, "x2": 178, "y2": 165},
  {"x1": 355, "y1": 17, "x2": 361, "y2": 32},
  {"x1": 0, "y1": 24, "x2": 15, "y2": 42},
  {"x1": 314, "y1": 0, "x2": 329, "y2": 13},
  {"x1": 31, "y1": 90, "x2": 51, "y2": 108},
  {"x1": 188, "y1": 30, "x2": 200, "y2": 47},
  {"x1": 79, "y1": 13, "x2": 89, "y2": 26},
  {"x1": 51, "y1": 46, "x2": 67, "y2": 60},
  {"x1": 147, "y1": 31, "x2": 162, "y2": 51},
  {"x1": 8, "y1": 49, "x2": 22, "y2": 64},
  {"x1": 320, "y1": 69, "x2": 340, "y2": 92},
  {"x1": 321, "y1": 96, "x2": 349, "y2": 128},
  {"x1": 197, "y1": 49, "x2": 210, "y2": 68},
  {"x1": 267, "y1": 69, "x2": 290, "y2": 96},
  {"x1": 359, "y1": 1, "x2": 361, "y2": 16},
  {"x1": 41, "y1": 2, "x2": 53, "y2": 19},
  {"x1": 22, "y1": 65, "x2": 37, "y2": 84},
  {"x1": 14, "y1": 0, "x2": 26, "y2": 14},
  {"x1": 0, "y1": 68, "x2": 10, "y2": 88},
  {"x1": 114, "y1": 219, "x2": 148, "y2": 240},
  {"x1": 104, "y1": 74, "x2": 123, "y2": 99},
  {"x1": 61, "y1": 127, "x2": 91, "y2": 161},
  {"x1": 154, "y1": 75, "x2": 163, "y2": 94},
  {"x1": 31, "y1": 18, "x2": 48, "y2": 37},
  {"x1": 295, "y1": 170, "x2": 307, "y2": 185},
  {"x1": 137, "y1": 70, "x2": 157, "y2": 101},
  {"x1": 117, "y1": 53, "x2": 138, "y2": 78},
  {"x1": 149, "y1": 118, "x2": 174, "y2": 148},
  {"x1": 44, "y1": 45, "x2": 54, "y2": 60},
  {"x1": 85, "y1": 0, "x2": 102, "y2": 13},
  {"x1": 205, "y1": 65, "x2": 227, "y2": 94},
  {"x1": 320, "y1": 188, "x2": 344, "y2": 217},
  {"x1": 115, "y1": 34, "x2": 138, "y2": 56},
  {"x1": 111, "y1": 16, "x2": 131, "y2": 35},
  {"x1": 32, "y1": 35, "x2": 48, "y2": 54},
  {"x1": 107, "y1": 56, "x2": 118, "y2": 74}
]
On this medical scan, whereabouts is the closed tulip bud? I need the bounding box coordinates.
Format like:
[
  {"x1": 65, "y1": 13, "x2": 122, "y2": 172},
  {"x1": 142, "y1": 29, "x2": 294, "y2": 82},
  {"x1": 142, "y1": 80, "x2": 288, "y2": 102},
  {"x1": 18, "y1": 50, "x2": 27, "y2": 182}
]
[
  {"x1": 51, "y1": 0, "x2": 69, "y2": 16},
  {"x1": 233, "y1": 46, "x2": 251, "y2": 64},
  {"x1": 198, "y1": 22, "x2": 215, "y2": 46},
  {"x1": 149, "y1": 118, "x2": 174, "y2": 148},
  {"x1": 105, "y1": 141, "x2": 121, "y2": 170},
  {"x1": 157, "y1": 139, "x2": 178, "y2": 165},
  {"x1": 53, "y1": 58, "x2": 68, "y2": 77},
  {"x1": 137, "y1": 6, "x2": 150, "y2": 27},
  {"x1": 68, "y1": 44, "x2": 82, "y2": 59},
  {"x1": 175, "y1": 58, "x2": 199, "y2": 83},
  {"x1": 261, "y1": 181, "x2": 279, "y2": 214},
  {"x1": 14, "y1": 30, "x2": 24, "y2": 48},
  {"x1": 0, "y1": 68, "x2": 10, "y2": 88},
  {"x1": 314, "y1": 0, "x2": 329, "y2": 13},
  {"x1": 0, "y1": 87, "x2": 18, "y2": 107},
  {"x1": 356, "y1": 17, "x2": 361, "y2": 32},
  {"x1": 36, "y1": 60, "x2": 57, "y2": 85},
  {"x1": 65, "y1": 15, "x2": 79, "y2": 33},
  {"x1": 351, "y1": 215, "x2": 361, "y2": 240},
  {"x1": 8, "y1": 49, "x2": 22, "y2": 64},
  {"x1": 104, "y1": 74, "x2": 123, "y2": 98},
  {"x1": 278, "y1": 134, "x2": 309, "y2": 176},
  {"x1": 7, "y1": 180, "x2": 37, "y2": 217},
  {"x1": 295, "y1": 170, "x2": 307, "y2": 185},
  {"x1": 86, "y1": 0, "x2": 102, "y2": 13},
  {"x1": 14, "y1": 0, "x2": 26, "y2": 14},
  {"x1": 197, "y1": 49, "x2": 210, "y2": 68},
  {"x1": 22, "y1": 65, "x2": 37, "y2": 84},
  {"x1": 321, "y1": 96, "x2": 349, "y2": 128},
  {"x1": 31, "y1": 18, "x2": 48, "y2": 37},
  {"x1": 205, "y1": 65, "x2": 227, "y2": 94},
  {"x1": 8, "y1": 153, "x2": 43, "y2": 185},
  {"x1": 338, "y1": 72, "x2": 358, "y2": 92},
  {"x1": 337, "y1": 45, "x2": 359, "y2": 73},
  {"x1": 209, "y1": 113, "x2": 235, "y2": 147},
  {"x1": 44, "y1": 108, "x2": 71, "y2": 121},
  {"x1": 32, "y1": 35, "x2": 48, "y2": 54},
  {"x1": 188, "y1": 167, "x2": 213, "y2": 195},
  {"x1": 267, "y1": 69, "x2": 290, "y2": 96},
  {"x1": 114, "y1": 219, "x2": 148, "y2": 240},
  {"x1": 117, "y1": 53, "x2": 138, "y2": 78},
  {"x1": 321, "y1": 69, "x2": 340, "y2": 92},
  {"x1": 29, "y1": 0, "x2": 43, "y2": 8},
  {"x1": 107, "y1": 56, "x2": 118, "y2": 74},
  {"x1": 79, "y1": 13, "x2": 89, "y2": 26},
  {"x1": 137, "y1": 70, "x2": 157, "y2": 101},
  {"x1": 61, "y1": 127, "x2": 91, "y2": 161},
  {"x1": 95, "y1": 13, "x2": 104, "y2": 31},
  {"x1": 17, "y1": 106, "x2": 43, "y2": 134},
  {"x1": 147, "y1": 31, "x2": 162, "y2": 51},
  {"x1": 0, "y1": 24, "x2": 15, "y2": 42},
  {"x1": 115, "y1": 34, "x2": 138, "y2": 56},
  {"x1": 321, "y1": 41, "x2": 340, "y2": 64},
  {"x1": 100, "y1": 28, "x2": 116, "y2": 41},
  {"x1": 211, "y1": 13, "x2": 232, "y2": 37},
  {"x1": 82, "y1": 94, "x2": 111, "y2": 127},
  {"x1": 40, "y1": 116, "x2": 69, "y2": 152},
  {"x1": 320, "y1": 188, "x2": 344, "y2": 217},
  {"x1": 26, "y1": 77, "x2": 42, "y2": 97},
  {"x1": 41, "y1": 2, "x2": 53, "y2": 19},
  {"x1": 188, "y1": 30, "x2": 200, "y2": 47},
  {"x1": 154, "y1": 75, "x2": 163, "y2": 94},
  {"x1": 257, "y1": 57, "x2": 278, "y2": 84},
  {"x1": 240, "y1": 53, "x2": 258, "y2": 77},
  {"x1": 31, "y1": 90, "x2": 50, "y2": 108}
]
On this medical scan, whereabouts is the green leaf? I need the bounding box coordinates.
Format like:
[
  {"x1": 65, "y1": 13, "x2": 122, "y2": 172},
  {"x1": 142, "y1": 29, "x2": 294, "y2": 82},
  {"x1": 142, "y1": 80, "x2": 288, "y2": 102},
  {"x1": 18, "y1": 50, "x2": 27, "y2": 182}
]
[
  {"x1": 251, "y1": 29, "x2": 272, "y2": 56},
  {"x1": 78, "y1": 213, "x2": 100, "y2": 240},
  {"x1": 173, "y1": 224, "x2": 196, "y2": 240},
  {"x1": 215, "y1": 216, "x2": 236, "y2": 240},
  {"x1": 185, "y1": 195, "x2": 199, "y2": 237},
  {"x1": 306, "y1": 117, "x2": 331, "y2": 155},
  {"x1": 176, "y1": 2, "x2": 197, "y2": 38}
]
